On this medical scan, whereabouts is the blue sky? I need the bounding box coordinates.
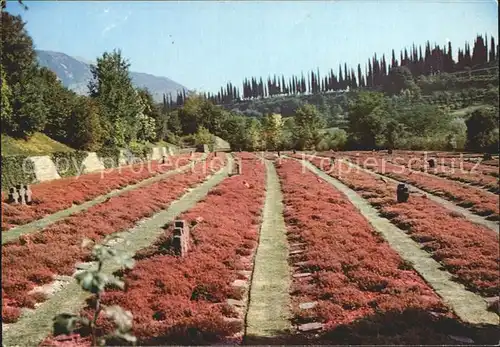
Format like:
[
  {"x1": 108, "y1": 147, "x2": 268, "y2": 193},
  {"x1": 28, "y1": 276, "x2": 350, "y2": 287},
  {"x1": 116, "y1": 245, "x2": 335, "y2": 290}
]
[{"x1": 7, "y1": 1, "x2": 499, "y2": 93}]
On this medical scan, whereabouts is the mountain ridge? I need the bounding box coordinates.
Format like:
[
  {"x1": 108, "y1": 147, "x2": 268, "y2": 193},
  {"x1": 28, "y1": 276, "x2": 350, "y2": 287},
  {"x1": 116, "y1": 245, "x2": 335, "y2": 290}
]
[{"x1": 36, "y1": 49, "x2": 188, "y2": 102}]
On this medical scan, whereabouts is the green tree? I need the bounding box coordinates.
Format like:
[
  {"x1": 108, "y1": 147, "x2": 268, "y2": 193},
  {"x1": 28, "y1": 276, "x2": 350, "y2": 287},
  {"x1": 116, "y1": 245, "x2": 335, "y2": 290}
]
[
  {"x1": 65, "y1": 97, "x2": 103, "y2": 151},
  {"x1": 384, "y1": 119, "x2": 405, "y2": 149},
  {"x1": 316, "y1": 128, "x2": 347, "y2": 151},
  {"x1": 178, "y1": 94, "x2": 228, "y2": 136},
  {"x1": 9, "y1": 74, "x2": 47, "y2": 137},
  {"x1": 1, "y1": 11, "x2": 46, "y2": 137},
  {"x1": 394, "y1": 103, "x2": 452, "y2": 137},
  {"x1": 292, "y1": 104, "x2": 325, "y2": 150},
  {"x1": 262, "y1": 113, "x2": 284, "y2": 150},
  {"x1": 465, "y1": 107, "x2": 499, "y2": 153},
  {"x1": 39, "y1": 67, "x2": 77, "y2": 142},
  {"x1": 178, "y1": 95, "x2": 203, "y2": 134},
  {"x1": 244, "y1": 117, "x2": 263, "y2": 151},
  {"x1": 220, "y1": 113, "x2": 247, "y2": 151},
  {"x1": 136, "y1": 88, "x2": 160, "y2": 142},
  {"x1": 88, "y1": 50, "x2": 142, "y2": 146},
  {"x1": 383, "y1": 66, "x2": 420, "y2": 97},
  {"x1": 1, "y1": 64, "x2": 13, "y2": 129},
  {"x1": 347, "y1": 91, "x2": 391, "y2": 149},
  {"x1": 194, "y1": 126, "x2": 213, "y2": 146},
  {"x1": 1, "y1": 0, "x2": 28, "y2": 10}
]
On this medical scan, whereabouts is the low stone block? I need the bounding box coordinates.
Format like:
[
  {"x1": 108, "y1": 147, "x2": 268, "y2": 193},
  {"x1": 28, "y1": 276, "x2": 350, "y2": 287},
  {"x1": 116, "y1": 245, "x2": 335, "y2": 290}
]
[
  {"x1": 232, "y1": 279, "x2": 248, "y2": 288},
  {"x1": 227, "y1": 299, "x2": 245, "y2": 307},
  {"x1": 238, "y1": 270, "x2": 252, "y2": 279},
  {"x1": 294, "y1": 261, "x2": 309, "y2": 267},
  {"x1": 298, "y1": 322, "x2": 323, "y2": 332},
  {"x1": 299, "y1": 301, "x2": 318, "y2": 310}
]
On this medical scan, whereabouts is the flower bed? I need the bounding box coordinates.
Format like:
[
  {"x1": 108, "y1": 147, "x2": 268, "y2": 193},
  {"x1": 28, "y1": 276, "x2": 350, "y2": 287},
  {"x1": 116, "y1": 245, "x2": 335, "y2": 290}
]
[
  {"x1": 276, "y1": 159, "x2": 460, "y2": 344},
  {"x1": 301, "y1": 155, "x2": 499, "y2": 297},
  {"x1": 1, "y1": 153, "x2": 201, "y2": 231},
  {"x1": 43, "y1": 154, "x2": 266, "y2": 345},
  {"x1": 1, "y1": 154, "x2": 226, "y2": 323},
  {"x1": 315, "y1": 152, "x2": 500, "y2": 220}
]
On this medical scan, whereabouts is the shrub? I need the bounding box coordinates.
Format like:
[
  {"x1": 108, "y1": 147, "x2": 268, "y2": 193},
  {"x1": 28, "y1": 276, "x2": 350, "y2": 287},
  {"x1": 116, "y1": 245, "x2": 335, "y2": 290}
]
[
  {"x1": 1, "y1": 155, "x2": 36, "y2": 190},
  {"x1": 51, "y1": 151, "x2": 88, "y2": 178}
]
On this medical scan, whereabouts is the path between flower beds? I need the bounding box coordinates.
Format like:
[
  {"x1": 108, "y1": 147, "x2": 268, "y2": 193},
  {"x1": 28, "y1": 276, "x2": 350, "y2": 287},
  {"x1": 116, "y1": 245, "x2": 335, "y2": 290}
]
[
  {"x1": 341, "y1": 159, "x2": 499, "y2": 233},
  {"x1": 245, "y1": 159, "x2": 292, "y2": 342},
  {"x1": 2, "y1": 156, "x2": 232, "y2": 347},
  {"x1": 299, "y1": 159, "x2": 497, "y2": 326},
  {"x1": 2, "y1": 154, "x2": 207, "y2": 245},
  {"x1": 307, "y1": 155, "x2": 499, "y2": 233}
]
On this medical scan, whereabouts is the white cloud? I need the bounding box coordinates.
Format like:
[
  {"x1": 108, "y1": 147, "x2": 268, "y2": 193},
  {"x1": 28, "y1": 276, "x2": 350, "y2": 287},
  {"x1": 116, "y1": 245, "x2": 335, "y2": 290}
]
[
  {"x1": 101, "y1": 11, "x2": 131, "y2": 37},
  {"x1": 101, "y1": 23, "x2": 117, "y2": 36}
]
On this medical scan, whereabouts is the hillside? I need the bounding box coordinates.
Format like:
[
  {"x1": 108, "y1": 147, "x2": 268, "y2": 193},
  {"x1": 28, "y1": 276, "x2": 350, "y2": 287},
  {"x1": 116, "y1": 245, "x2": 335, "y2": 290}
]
[
  {"x1": 36, "y1": 50, "x2": 188, "y2": 102},
  {"x1": 1, "y1": 133, "x2": 74, "y2": 156}
]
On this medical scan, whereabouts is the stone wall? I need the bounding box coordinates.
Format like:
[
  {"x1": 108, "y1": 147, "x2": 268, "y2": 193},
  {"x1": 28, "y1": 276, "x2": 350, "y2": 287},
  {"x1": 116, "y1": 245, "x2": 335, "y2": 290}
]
[
  {"x1": 82, "y1": 152, "x2": 105, "y2": 173},
  {"x1": 30, "y1": 156, "x2": 61, "y2": 181},
  {"x1": 213, "y1": 136, "x2": 231, "y2": 152},
  {"x1": 28, "y1": 145, "x2": 179, "y2": 184}
]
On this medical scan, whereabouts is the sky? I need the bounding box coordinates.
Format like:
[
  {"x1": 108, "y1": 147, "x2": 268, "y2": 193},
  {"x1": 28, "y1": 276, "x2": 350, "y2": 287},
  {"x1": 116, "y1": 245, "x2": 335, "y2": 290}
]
[{"x1": 6, "y1": 0, "x2": 499, "y2": 93}]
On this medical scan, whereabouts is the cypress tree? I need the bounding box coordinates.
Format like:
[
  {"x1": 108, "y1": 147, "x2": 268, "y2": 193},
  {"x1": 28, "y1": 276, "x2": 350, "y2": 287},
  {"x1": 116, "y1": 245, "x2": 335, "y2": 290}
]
[
  {"x1": 350, "y1": 69, "x2": 357, "y2": 89},
  {"x1": 367, "y1": 61, "x2": 373, "y2": 88},
  {"x1": 357, "y1": 64, "x2": 363, "y2": 89},
  {"x1": 391, "y1": 49, "x2": 398, "y2": 68},
  {"x1": 489, "y1": 36, "x2": 496, "y2": 62},
  {"x1": 338, "y1": 64, "x2": 344, "y2": 90}
]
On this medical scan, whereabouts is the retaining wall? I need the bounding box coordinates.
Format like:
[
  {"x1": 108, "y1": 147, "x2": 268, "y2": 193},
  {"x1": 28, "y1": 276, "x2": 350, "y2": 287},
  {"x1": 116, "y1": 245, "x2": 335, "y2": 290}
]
[{"x1": 1, "y1": 145, "x2": 180, "y2": 189}]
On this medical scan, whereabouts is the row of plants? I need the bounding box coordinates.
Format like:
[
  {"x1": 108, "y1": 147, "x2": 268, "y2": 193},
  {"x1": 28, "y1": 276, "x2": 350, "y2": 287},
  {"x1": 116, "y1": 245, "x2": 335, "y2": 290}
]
[
  {"x1": 331, "y1": 152, "x2": 500, "y2": 220},
  {"x1": 319, "y1": 150, "x2": 499, "y2": 192},
  {"x1": 1, "y1": 153, "x2": 201, "y2": 231},
  {"x1": 2, "y1": 154, "x2": 227, "y2": 323},
  {"x1": 42, "y1": 154, "x2": 266, "y2": 345},
  {"x1": 275, "y1": 159, "x2": 458, "y2": 344},
  {"x1": 299, "y1": 155, "x2": 499, "y2": 297},
  {"x1": 383, "y1": 155, "x2": 499, "y2": 193}
]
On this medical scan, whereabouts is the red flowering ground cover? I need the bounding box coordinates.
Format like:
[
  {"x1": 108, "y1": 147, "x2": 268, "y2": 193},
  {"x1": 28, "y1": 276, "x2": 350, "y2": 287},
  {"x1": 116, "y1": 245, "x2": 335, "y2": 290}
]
[
  {"x1": 328, "y1": 153, "x2": 500, "y2": 220},
  {"x1": 42, "y1": 155, "x2": 266, "y2": 346},
  {"x1": 234, "y1": 151, "x2": 257, "y2": 160},
  {"x1": 300, "y1": 156, "x2": 499, "y2": 297},
  {"x1": 313, "y1": 150, "x2": 499, "y2": 176},
  {"x1": 275, "y1": 159, "x2": 468, "y2": 344},
  {"x1": 1, "y1": 153, "x2": 201, "y2": 231},
  {"x1": 1, "y1": 154, "x2": 226, "y2": 324},
  {"x1": 395, "y1": 160, "x2": 499, "y2": 193}
]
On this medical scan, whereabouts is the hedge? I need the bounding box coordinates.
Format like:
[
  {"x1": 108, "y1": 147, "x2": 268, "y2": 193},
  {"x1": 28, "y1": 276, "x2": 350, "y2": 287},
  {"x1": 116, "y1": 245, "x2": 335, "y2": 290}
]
[
  {"x1": 51, "y1": 151, "x2": 88, "y2": 178},
  {"x1": 1, "y1": 155, "x2": 36, "y2": 191},
  {"x1": 96, "y1": 147, "x2": 121, "y2": 169}
]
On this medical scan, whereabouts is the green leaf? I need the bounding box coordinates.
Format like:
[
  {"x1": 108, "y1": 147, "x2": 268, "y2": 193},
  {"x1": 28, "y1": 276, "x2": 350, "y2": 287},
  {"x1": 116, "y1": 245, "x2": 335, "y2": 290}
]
[
  {"x1": 104, "y1": 305, "x2": 133, "y2": 331},
  {"x1": 76, "y1": 271, "x2": 108, "y2": 294},
  {"x1": 114, "y1": 252, "x2": 135, "y2": 269},
  {"x1": 53, "y1": 313, "x2": 79, "y2": 336},
  {"x1": 108, "y1": 276, "x2": 125, "y2": 290}
]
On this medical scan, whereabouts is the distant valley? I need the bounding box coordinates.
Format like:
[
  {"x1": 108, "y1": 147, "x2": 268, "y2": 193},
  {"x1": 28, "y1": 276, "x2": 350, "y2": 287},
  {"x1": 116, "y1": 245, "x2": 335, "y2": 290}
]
[{"x1": 36, "y1": 50, "x2": 188, "y2": 102}]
